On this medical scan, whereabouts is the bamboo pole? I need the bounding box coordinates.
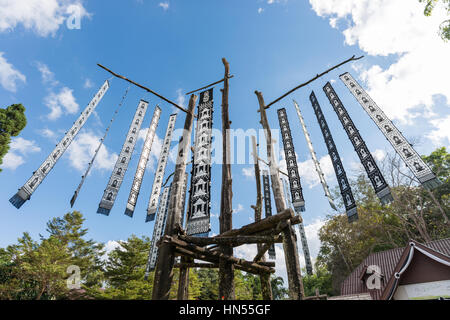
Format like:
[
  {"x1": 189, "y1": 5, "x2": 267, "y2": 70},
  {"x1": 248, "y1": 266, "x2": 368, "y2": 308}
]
[
  {"x1": 255, "y1": 90, "x2": 305, "y2": 300},
  {"x1": 152, "y1": 94, "x2": 197, "y2": 300},
  {"x1": 219, "y1": 58, "x2": 235, "y2": 300}
]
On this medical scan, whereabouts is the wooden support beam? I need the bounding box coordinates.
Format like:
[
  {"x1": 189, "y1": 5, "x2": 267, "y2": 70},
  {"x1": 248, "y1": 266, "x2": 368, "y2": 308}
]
[
  {"x1": 220, "y1": 208, "x2": 294, "y2": 238},
  {"x1": 97, "y1": 63, "x2": 191, "y2": 115},
  {"x1": 174, "y1": 263, "x2": 219, "y2": 269},
  {"x1": 253, "y1": 220, "x2": 286, "y2": 262},
  {"x1": 219, "y1": 57, "x2": 235, "y2": 300},
  {"x1": 179, "y1": 235, "x2": 282, "y2": 246},
  {"x1": 185, "y1": 75, "x2": 234, "y2": 95},
  {"x1": 152, "y1": 94, "x2": 197, "y2": 300},
  {"x1": 263, "y1": 55, "x2": 364, "y2": 109},
  {"x1": 166, "y1": 236, "x2": 275, "y2": 275},
  {"x1": 256, "y1": 90, "x2": 305, "y2": 300}
]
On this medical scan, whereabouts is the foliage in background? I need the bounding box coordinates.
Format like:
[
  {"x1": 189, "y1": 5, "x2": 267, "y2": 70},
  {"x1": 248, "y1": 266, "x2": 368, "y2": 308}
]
[
  {"x1": 419, "y1": 0, "x2": 450, "y2": 41},
  {"x1": 318, "y1": 147, "x2": 449, "y2": 293},
  {"x1": 0, "y1": 104, "x2": 27, "y2": 172}
]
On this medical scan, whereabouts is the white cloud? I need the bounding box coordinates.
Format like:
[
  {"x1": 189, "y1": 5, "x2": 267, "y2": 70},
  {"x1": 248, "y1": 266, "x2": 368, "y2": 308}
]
[
  {"x1": 0, "y1": 52, "x2": 26, "y2": 92},
  {"x1": 309, "y1": 0, "x2": 450, "y2": 127},
  {"x1": 1, "y1": 137, "x2": 41, "y2": 170},
  {"x1": 372, "y1": 149, "x2": 386, "y2": 162},
  {"x1": 0, "y1": 0, "x2": 90, "y2": 37},
  {"x1": 65, "y1": 130, "x2": 118, "y2": 172},
  {"x1": 36, "y1": 62, "x2": 58, "y2": 86},
  {"x1": 241, "y1": 166, "x2": 255, "y2": 179},
  {"x1": 233, "y1": 203, "x2": 245, "y2": 214},
  {"x1": 101, "y1": 240, "x2": 123, "y2": 261},
  {"x1": 44, "y1": 86, "x2": 79, "y2": 120},
  {"x1": 83, "y1": 78, "x2": 94, "y2": 89},
  {"x1": 427, "y1": 115, "x2": 450, "y2": 149},
  {"x1": 258, "y1": 8, "x2": 264, "y2": 14},
  {"x1": 158, "y1": 2, "x2": 169, "y2": 11},
  {"x1": 39, "y1": 128, "x2": 56, "y2": 139},
  {"x1": 279, "y1": 149, "x2": 335, "y2": 189}
]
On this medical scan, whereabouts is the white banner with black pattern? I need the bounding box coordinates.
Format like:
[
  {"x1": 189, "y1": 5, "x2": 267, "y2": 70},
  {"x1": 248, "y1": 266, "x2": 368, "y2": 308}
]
[
  {"x1": 323, "y1": 83, "x2": 394, "y2": 205},
  {"x1": 339, "y1": 72, "x2": 441, "y2": 190},
  {"x1": 97, "y1": 100, "x2": 149, "y2": 215},
  {"x1": 10, "y1": 80, "x2": 110, "y2": 209},
  {"x1": 125, "y1": 106, "x2": 161, "y2": 217}
]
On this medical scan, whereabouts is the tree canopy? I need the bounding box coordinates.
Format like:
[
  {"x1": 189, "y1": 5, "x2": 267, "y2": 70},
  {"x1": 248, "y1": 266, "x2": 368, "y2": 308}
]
[
  {"x1": 0, "y1": 104, "x2": 27, "y2": 172},
  {"x1": 419, "y1": 0, "x2": 450, "y2": 41}
]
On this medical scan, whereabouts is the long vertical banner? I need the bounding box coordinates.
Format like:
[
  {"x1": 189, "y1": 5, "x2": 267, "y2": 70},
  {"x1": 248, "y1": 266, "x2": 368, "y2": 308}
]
[
  {"x1": 145, "y1": 185, "x2": 171, "y2": 279},
  {"x1": 339, "y1": 72, "x2": 441, "y2": 190},
  {"x1": 282, "y1": 178, "x2": 312, "y2": 275},
  {"x1": 262, "y1": 170, "x2": 276, "y2": 259},
  {"x1": 187, "y1": 89, "x2": 214, "y2": 236},
  {"x1": 179, "y1": 171, "x2": 189, "y2": 228},
  {"x1": 293, "y1": 100, "x2": 337, "y2": 211},
  {"x1": 277, "y1": 108, "x2": 306, "y2": 212},
  {"x1": 70, "y1": 87, "x2": 129, "y2": 208},
  {"x1": 310, "y1": 91, "x2": 358, "y2": 222},
  {"x1": 125, "y1": 106, "x2": 161, "y2": 217},
  {"x1": 97, "y1": 99, "x2": 149, "y2": 215},
  {"x1": 146, "y1": 113, "x2": 178, "y2": 222},
  {"x1": 323, "y1": 82, "x2": 393, "y2": 205},
  {"x1": 10, "y1": 80, "x2": 110, "y2": 209}
]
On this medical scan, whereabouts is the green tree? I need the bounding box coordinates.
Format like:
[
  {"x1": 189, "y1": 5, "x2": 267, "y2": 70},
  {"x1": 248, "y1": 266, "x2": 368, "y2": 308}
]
[
  {"x1": 46, "y1": 211, "x2": 105, "y2": 290},
  {"x1": 270, "y1": 276, "x2": 288, "y2": 300},
  {"x1": 419, "y1": 0, "x2": 450, "y2": 41},
  {"x1": 4, "y1": 233, "x2": 72, "y2": 300},
  {"x1": 98, "y1": 235, "x2": 153, "y2": 300},
  {"x1": 302, "y1": 265, "x2": 334, "y2": 297},
  {"x1": 0, "y1": 104, "x2": 27, "y2": 172}
]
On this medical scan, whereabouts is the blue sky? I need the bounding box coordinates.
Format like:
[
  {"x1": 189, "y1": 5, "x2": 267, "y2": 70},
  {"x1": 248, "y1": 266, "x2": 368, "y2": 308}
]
[{"x1": 1, "y1": 0, "x2": 449, "y2": 278}]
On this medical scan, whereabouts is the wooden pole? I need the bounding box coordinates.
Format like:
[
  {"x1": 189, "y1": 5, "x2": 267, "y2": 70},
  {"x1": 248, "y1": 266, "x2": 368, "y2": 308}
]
[
  {"x1": 152, "y1": 94, "x2": 197, "y2": 300},
  {"x1": 185, "y1": 75, "x2": 234, "y2": 95},
  {"x1": 219, "y1": 58, "x2": 235, "y2": 300},
  {"x1": 177, "y1": 256, "x2": 191, "y2": 300},
  {"x1": 251, "y1": 136, "x2": 273, "y2": 300},
  {"x1": 264, "y1": 55, "x2": 364, "y2": 109},
  {"x1": 255, "y1": 90, "x2": 305, "y2": 300},
  {"x1": 97, "y1": 63, "x2": 190, "y2": 114}
]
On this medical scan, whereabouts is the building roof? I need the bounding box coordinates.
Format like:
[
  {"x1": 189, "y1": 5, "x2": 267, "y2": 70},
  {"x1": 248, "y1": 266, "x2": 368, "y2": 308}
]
[{"x1": 340, "y1": 238, "x2": 450, "y2": 300}]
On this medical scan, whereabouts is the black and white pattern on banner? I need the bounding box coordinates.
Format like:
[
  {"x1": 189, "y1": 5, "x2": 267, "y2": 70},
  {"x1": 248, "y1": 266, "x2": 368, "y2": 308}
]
[
  {"x1": 323, "y1": 82, "x2": 393, "y2": 205},
  {"x1": 10, "y1": 80, "x2": 110, "y2": 209},
  {"x1": 309, "y1": 91, "x2": 358, "y2": 222},
  {"x1": 277, "y1": 108, "x2": 306, "y2": 212},
  {"x1": 97, "y1": 99, "x2": 149, "y2": 215},
  {"x1": 187, "y1": 89, "x2": 214, "y2": 236},
  {"x1": 339, "y1": 72, "x2": 441, "y2": 190}
]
